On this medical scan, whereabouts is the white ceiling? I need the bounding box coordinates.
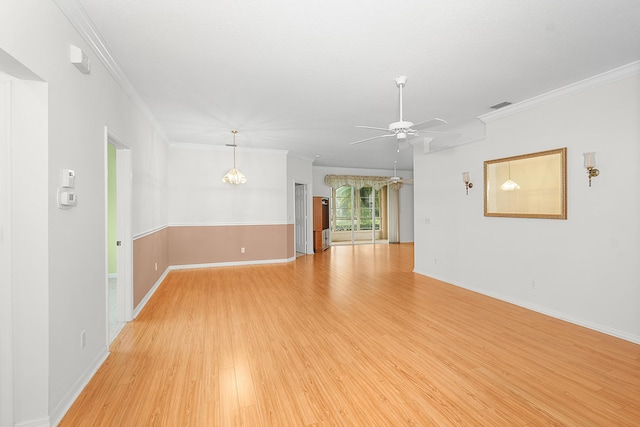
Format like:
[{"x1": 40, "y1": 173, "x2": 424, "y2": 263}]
[{"x1": 63, "y1": 0, "x2": 640, "y2": 170}]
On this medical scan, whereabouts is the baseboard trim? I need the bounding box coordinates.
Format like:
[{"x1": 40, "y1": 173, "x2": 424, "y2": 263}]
[
  {"x1": 414, "y1": 269, "x2": 640, "y2": 345},
  {"x1": 133, "y1": 267, "x2": 170, "y2": 319},
  {"x1": 169, "y1": 257, "x2": 295, "y2": 271},
  {"x1": 49, "y1": 347, "x2": 109, "y2": 427}
]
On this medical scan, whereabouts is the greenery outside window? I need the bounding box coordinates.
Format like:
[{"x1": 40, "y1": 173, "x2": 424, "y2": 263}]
[{"x1": 332, "y1": 185, "x2": 385, "y2": 238}]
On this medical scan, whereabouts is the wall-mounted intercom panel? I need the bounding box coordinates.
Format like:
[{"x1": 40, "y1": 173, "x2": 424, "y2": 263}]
[
  {"x1": 57, "y1": 188, "x2": 77, "y2": 209},
  {"x1": 58, "y1": 168, "x2": 78, "y2": 209}
]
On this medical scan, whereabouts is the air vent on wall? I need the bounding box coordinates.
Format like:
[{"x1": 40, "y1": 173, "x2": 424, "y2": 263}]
[{"x1": 490, "y1": 101, "x2": 512, "y2": 109}]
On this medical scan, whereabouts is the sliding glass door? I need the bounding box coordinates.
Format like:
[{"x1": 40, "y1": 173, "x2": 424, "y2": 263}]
[{"x1": 331, "y1": 185, "x2": 387, "y2": 244}]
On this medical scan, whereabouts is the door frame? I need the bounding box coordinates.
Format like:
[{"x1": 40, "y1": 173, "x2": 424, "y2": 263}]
[
  {"x1": 294, "y1": 183, "x2": 307, "y2": 254},
  {"x1": 104, "y1": 127, "x2": 133, "y2": 338},
  {"x1": 0, "y1": 78, "x2": 14, "y2": 427}
]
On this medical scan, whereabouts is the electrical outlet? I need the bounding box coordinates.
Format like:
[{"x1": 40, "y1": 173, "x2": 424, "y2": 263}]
[
  {"x1": 155, "y1": 262, "x2": 158, "y2": 271},
  {"x1": 80, "y1": 330, "x2": 86, "y2": 349},
  {"x1": 241, "y1": 247, "x2": 245, "y2": 254}
]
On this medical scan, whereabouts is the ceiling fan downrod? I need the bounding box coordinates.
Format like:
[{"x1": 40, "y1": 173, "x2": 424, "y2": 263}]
[
  {"x1": 395, "y1": 76, "x2": 407, "y2": 123},
  {"x1": 391, "y1": 76, "x2": 413, "y2": 138}
]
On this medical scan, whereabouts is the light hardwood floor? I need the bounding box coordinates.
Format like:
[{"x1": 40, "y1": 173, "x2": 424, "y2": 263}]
[{"x1": 60, "y1": 244, "x2": 640, "y2": 426}]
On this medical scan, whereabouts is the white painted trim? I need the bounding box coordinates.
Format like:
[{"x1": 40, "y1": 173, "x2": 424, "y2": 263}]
[
  {"x1": 0, "y1": 79, "x2": 14, "y2": 427},
  {"x1": 134, "y1": 223, "x2": 293, "y2": 240},
  {"x1": 168, "y1": 221, "x2": 290, "y2": 227},
  {"x1": 134, "y1": 222, "x2": 294, "y2": 239},
  {"x1": 133, "y1": 225, "x2": 168, "y2": 240},
  {"x1": 49, "y1": 347, "x2": 109, "y2": 427},
  {"x1": 51, "y1": 0, "x2": 167, "y2": 141},
  {"x1": 414, "y1": 269, "x2": 640, "y2": 345},
  {"x1": 480, "y1": 60, "x2": 640, "y2": 123},
  {"x1": 132, "y1": 268, "x2": 170, "y2": 319},
  {"x1": 170, "y1": 257, "x2": 295, "y2": 272}
]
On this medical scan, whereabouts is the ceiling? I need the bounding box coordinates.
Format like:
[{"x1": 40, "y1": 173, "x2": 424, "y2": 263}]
[{"x1": 61, "y1": 0, "x2": 640, "y2": 170}]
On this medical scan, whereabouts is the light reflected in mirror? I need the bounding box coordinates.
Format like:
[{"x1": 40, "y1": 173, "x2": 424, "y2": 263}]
[{"x1": 484, "y1": 148, "x2": 567, "y2": 219}]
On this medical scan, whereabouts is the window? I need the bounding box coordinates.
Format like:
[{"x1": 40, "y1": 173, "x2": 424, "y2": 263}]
[
  {"x1": 331, "y1": 186, "x2": 386, "y2": 242},
  {"x1": 357, "y1": 186, "x2": 381, "y2": 231}
]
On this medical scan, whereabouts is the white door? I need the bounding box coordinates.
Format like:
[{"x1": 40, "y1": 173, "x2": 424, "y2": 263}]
[{"x1": 294, "y1": 184, "x2": 307, "y2": 254}]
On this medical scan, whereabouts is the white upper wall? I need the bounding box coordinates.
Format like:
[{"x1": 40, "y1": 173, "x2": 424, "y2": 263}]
[
  {"x1": 414, "y1": 63, "x2": 640, "y2": 343},
  {"x1": 1, "y1": 0, "x2": 170, "y2": 424},
  {"x1": 168, "y1": 144, "x2": 288, "y2": 225}
]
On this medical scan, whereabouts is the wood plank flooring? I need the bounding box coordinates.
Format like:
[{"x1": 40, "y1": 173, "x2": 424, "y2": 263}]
[{"x1": 60, "y1": 243, "x2": 640, "y2": 426}]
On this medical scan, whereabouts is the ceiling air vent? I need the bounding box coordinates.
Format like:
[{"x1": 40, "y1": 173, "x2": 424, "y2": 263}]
[{"x1": 490, "y1": 101, "x2": 512, "y2": 109}]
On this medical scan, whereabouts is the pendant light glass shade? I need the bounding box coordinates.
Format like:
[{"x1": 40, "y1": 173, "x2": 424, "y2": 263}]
[
  {"x1": 500, "y1": 179, "x2": 520, "y2": 191},
  {"x1": 222, "y1": 130, "x2": 246, "y2": 185},
  {"x1": 500, "y1": 162, "x2": 519, "y2": 191}
]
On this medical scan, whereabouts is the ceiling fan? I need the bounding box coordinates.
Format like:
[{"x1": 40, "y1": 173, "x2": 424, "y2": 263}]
[
  {"x1": 385, "y1": 161, "x2": 413, "y2": 186},
  {"x1": 349, "y1": 76, "x2": 460, "y2": 147}
]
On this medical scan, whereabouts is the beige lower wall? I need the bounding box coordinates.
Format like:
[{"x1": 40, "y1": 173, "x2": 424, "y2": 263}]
[
  {"x1": 133, "y1": 227, "x2": 170, "y2": 307},
  {"x1": 168, "y1": 224, "x2": 293, "y2": 266},
  {"x1": 133, "y1": 223, "x2": 294, "y2": 309}
]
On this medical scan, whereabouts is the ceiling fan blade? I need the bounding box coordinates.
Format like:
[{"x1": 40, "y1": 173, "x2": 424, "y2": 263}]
[
  {"x1": 411, "y1": 118, "x2": 447, "y2": 130},
  {"x1": 355, "y1": 125, "x2": 393, "y2": 133},
  {"x1": 386, "y1": 177, "x2": 413, "y2": 185},
  {"x1": 349, "y1": 134, "x2": 395, "y2": 145}
]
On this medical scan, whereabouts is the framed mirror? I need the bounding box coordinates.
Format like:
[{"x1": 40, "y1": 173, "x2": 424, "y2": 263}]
[{"x1": 484, "y1": 147, "x2": 567, "y2": 219}]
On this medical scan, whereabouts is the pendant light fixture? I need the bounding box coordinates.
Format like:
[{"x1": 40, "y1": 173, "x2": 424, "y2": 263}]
[
  {"x1": 222, "y1": 130, "x2": 246, "y2": 185},
  {"x1": 500, "y1": 161, "x2": 520, "y2": 191}
]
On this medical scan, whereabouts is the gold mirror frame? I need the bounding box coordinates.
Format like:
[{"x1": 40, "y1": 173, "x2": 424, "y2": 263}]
[{"x1": 484, "y1": 147, "x2": 567, "y2": 219}]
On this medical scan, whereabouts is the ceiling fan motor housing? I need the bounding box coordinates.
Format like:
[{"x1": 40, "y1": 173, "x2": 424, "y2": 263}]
[{"x1": 390, "y1": 121, "x2": 415, "y2": 140}]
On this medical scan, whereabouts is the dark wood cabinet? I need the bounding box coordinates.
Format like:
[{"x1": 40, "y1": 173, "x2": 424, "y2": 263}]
[{"x1": 313, "y1": 197, "x2": 330, "y2": 252}]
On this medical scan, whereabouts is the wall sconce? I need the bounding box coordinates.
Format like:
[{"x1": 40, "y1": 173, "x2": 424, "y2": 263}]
[
  {"x1": 583, "y1": 152, "x2": 599, "y2": 187},
  {"x1": 462, "y1": 171, "x2": 473, "y2": 195}
]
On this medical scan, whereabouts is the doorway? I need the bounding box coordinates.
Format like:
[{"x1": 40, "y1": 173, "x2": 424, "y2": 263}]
[
  {"x1": 105, "y1": 128, "x2": 133, "y2": 345},
  {"x1": 330, "y1": 185, "x2": 388, "y2": 245},
  {"x1": 107, "y1": 143, "x2": 123, "y2": 342},
  {"x1": 294, "y1": 183, "x2": 307, "y2": 256}
]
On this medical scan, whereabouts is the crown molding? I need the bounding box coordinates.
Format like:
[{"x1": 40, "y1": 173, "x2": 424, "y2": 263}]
[
  {"x1": 480, "y1": 60, "x2": 640, "y2": 123},
  {"x1": 52, "y1": 0, "x2": 167, "y2": 140}
]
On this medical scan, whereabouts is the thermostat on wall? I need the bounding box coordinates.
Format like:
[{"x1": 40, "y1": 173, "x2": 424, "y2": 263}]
[
  {"x1": 57, "y1": 188, "x2": 78, "y2": 209},
  {"x1": 61, "y1": 169, "x2": 75, "y2": 188}
]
